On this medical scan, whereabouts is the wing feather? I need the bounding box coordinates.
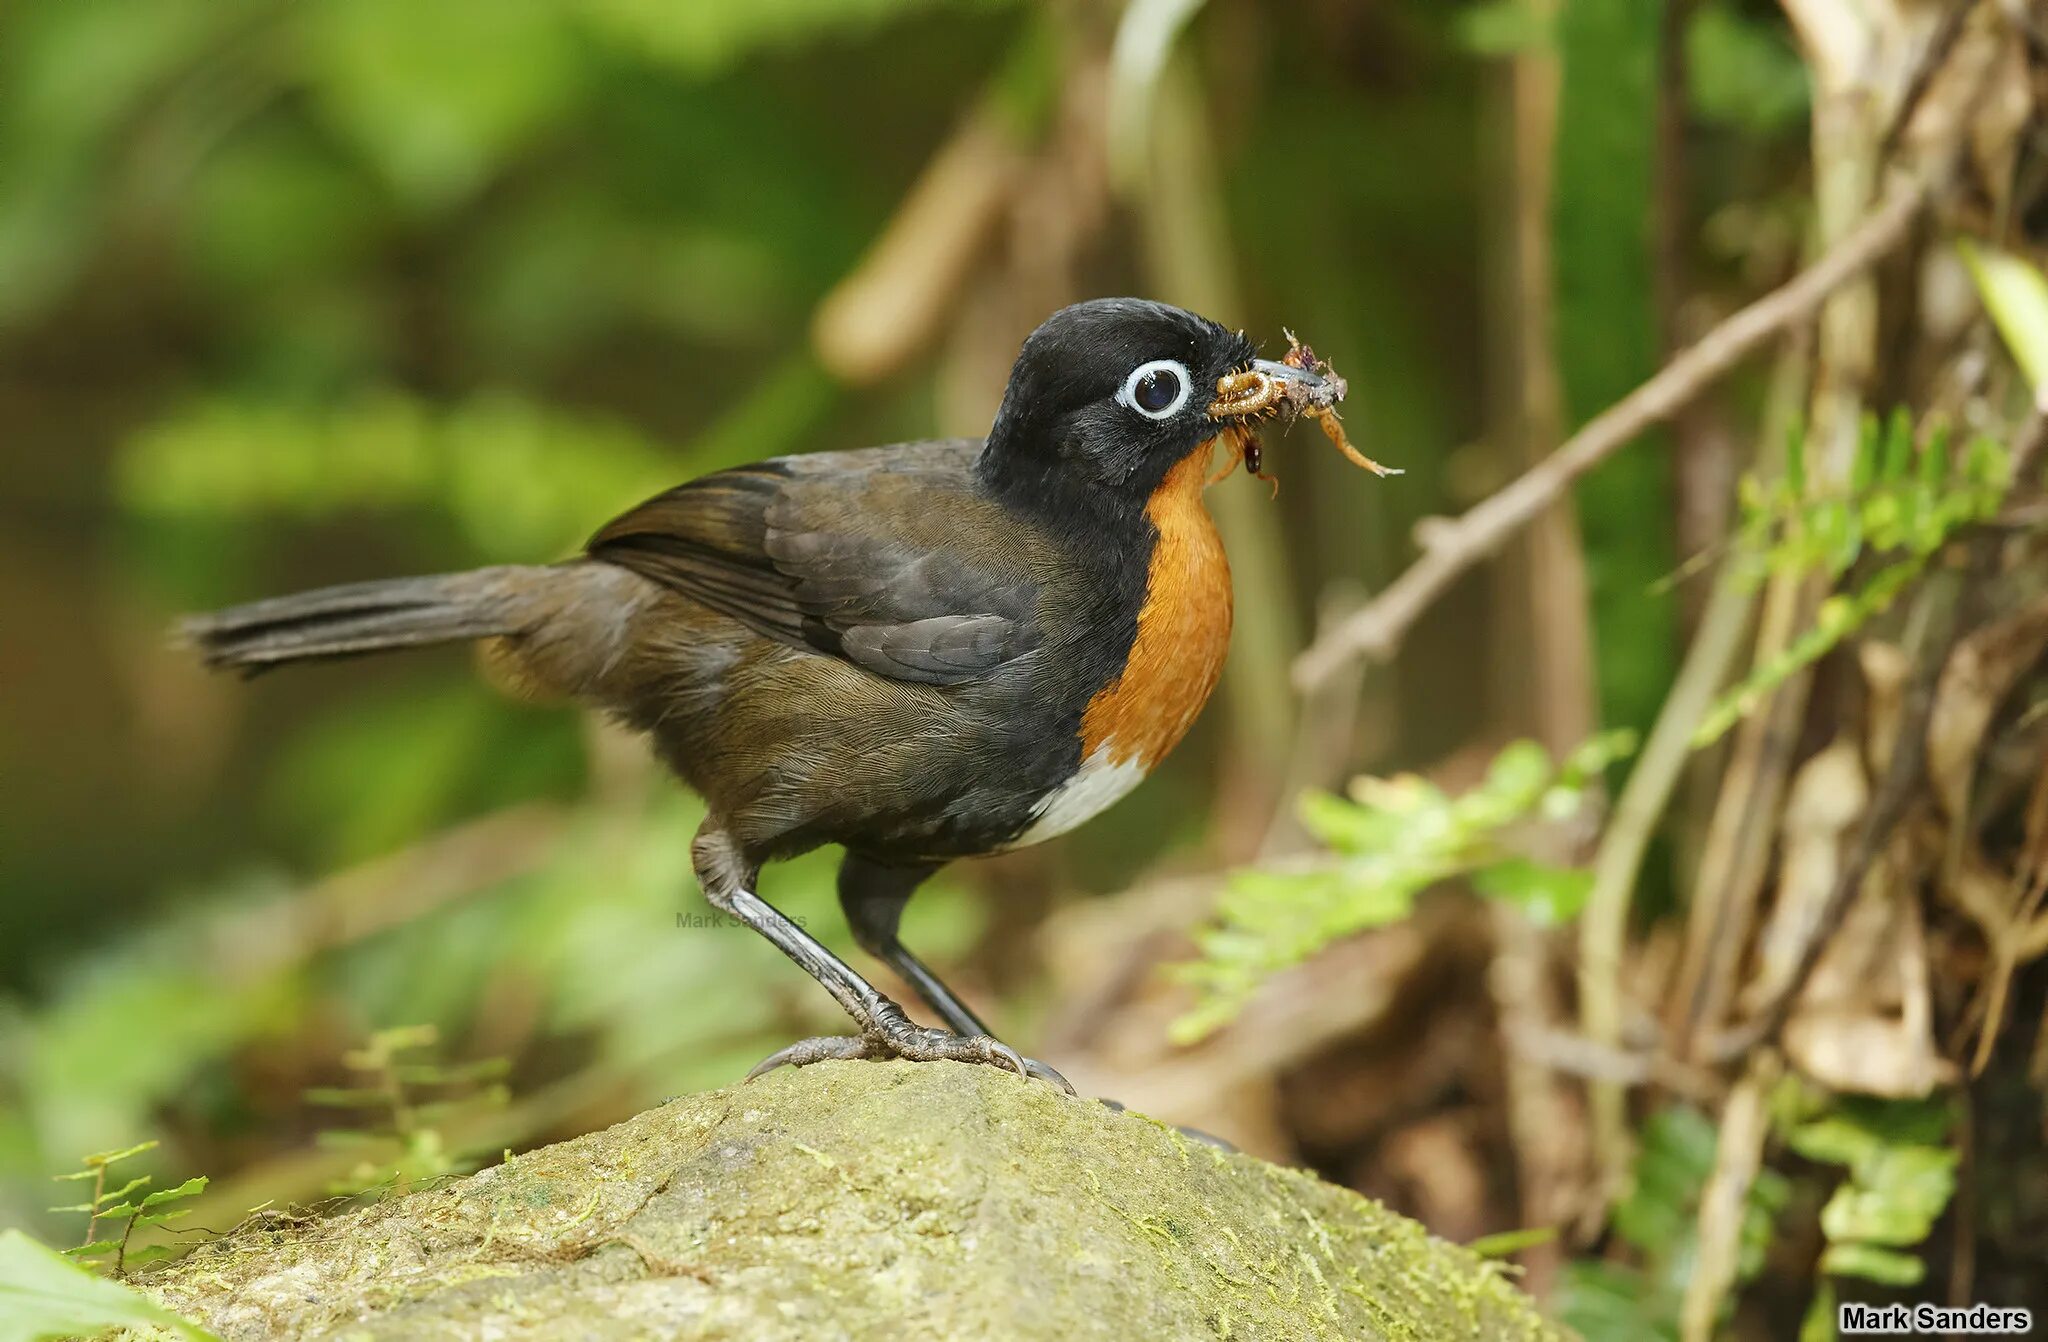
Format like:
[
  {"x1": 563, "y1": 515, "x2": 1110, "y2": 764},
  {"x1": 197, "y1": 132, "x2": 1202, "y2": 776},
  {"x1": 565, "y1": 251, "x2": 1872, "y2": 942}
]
[{"x1": 588, "y1": 443, "x2": 1041, "y2": 685}]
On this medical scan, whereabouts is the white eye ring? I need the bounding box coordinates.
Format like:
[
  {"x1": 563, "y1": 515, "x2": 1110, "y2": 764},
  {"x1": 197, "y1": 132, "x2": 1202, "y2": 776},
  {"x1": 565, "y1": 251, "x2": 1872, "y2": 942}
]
[{"x1": 1117, "y1": 359, "x2": 1193, "y2": 420}]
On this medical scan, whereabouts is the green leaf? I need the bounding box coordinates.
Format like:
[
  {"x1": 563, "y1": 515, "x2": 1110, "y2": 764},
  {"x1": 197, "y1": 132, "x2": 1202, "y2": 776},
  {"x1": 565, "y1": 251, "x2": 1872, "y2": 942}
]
[
  {"x1": 1819, "y1": 1185, "x2": 1938, "y2": 1247},
  {"x1": 1612, "y1": 1106, "x2": 1718, "y2": 1254},
  {"x1": 1792, "y1": 1098, "x2": 1957, "y2": 1290},
  {"x1": 56, "y1": 1242, "x2": 121, "y2": 1259},
  {"x1": 1816, "y1": 1144, "x2": 1956, "y2": 1245},
  {"x1": 1559, "y1": 729, "x2": 1640, "y2": 784},
  {"x1": 1820, "y1": 1241, "x2": 1926, "y2": 1287},
  {"x1": 100, "y1": 1176, "x2": 154, "y2": 1206},
  {"x1": 1786, "y1": 1116, "x2": 1881, "y2": 1168},
  {"x1": 1837, "y1": 1096, "x2": 1954, "y2": 1149},
  {"x1": 0, "y1": 1228, "x2": 220, "y2": 1341},
  {"x1": 1695, "y1": 552, "x2": 1933, "y2": 747},
  {"x1": 1555, "y1": 1259, "x2": 1680, "y2": 1342},
  {"x1": 1297, "y1": 787, "x2": 1408, "y2": 851},
  {"x1": 1959, "y1": 239, "x2": 2048, "y2": 401},
  {"x1": 1472, "y1": 859, "x2": 1593, "y2": 924},
  {"x1": 1482, "y1": 739, "x2": 1552, "y2": 802},
  {"x1": 1466, "y1": 1226, "x2": 1558, "y2": 1258},
  {"x1": 140, "y1": 1176, "x2": 208, "y2": 1208},
  {"x1": 79, "y1": 1141, "x2": 158, "y2": 1169}
]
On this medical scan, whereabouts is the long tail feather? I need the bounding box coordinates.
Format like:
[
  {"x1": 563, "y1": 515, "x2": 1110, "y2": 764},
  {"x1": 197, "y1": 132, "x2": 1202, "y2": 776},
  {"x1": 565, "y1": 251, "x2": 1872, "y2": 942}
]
[{"x1": 180, "y1": 567, "x2": 543, "y2": 673}]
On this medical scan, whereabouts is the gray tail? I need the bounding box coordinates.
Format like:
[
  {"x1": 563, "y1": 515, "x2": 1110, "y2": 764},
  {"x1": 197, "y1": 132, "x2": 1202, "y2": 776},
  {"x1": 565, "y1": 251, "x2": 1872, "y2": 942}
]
[{"x1": 180, "y1": 566, "x2": 544, "y2": 673}]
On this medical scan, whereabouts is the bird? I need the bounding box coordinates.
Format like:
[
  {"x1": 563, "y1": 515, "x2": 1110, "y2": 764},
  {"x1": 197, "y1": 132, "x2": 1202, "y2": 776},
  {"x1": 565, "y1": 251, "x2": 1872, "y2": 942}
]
[{"x1": 181, "y1": 297, "x2": 1343, "y2": 1088}]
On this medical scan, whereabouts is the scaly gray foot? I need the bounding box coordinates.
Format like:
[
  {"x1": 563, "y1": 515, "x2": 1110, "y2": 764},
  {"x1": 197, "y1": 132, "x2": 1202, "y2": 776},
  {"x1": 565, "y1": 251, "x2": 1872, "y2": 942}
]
[{"x1": 744, "y1": 1027, "x2": 1075, "y2": 1094}]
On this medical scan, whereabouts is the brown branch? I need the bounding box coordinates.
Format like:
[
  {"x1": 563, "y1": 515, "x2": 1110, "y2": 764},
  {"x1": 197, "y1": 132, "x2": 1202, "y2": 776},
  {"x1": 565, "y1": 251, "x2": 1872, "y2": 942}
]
[
  {"x1": 1878, "y1": 0, "x2": 1976, "y2": 161},
  {"x1": 1292, "y1": 169, "x2": 1942, "y2": 691}
]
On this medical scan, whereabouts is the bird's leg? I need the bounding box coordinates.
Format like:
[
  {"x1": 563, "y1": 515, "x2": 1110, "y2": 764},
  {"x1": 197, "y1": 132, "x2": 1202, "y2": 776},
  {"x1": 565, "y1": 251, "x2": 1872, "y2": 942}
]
[
  {"x1": 689, "y1": 827, "x2": 1059, "y2": 1088},
  {"x1": 839, "y1": 855, "x2": 985, "y2": 1035},
  {"x1": 840, "y1": 858, "x2": 1221, "y2": 1140},
  {"x1": 838, "y1": 853, "x2": 1073, "y2": 1091}
]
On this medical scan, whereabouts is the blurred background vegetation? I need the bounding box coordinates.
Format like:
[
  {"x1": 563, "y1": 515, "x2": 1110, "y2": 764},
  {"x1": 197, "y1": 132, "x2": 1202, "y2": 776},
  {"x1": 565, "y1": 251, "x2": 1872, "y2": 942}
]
[{"x1": 2, "y1": 1, "x2": 2045, "y2": 1338}]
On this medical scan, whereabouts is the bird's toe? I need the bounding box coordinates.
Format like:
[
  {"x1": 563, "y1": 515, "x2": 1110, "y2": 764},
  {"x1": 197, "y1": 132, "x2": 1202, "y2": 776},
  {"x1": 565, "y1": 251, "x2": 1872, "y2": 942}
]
[{"x1": 742, "y1": 1034, "x2": 873, "y2": 1081}]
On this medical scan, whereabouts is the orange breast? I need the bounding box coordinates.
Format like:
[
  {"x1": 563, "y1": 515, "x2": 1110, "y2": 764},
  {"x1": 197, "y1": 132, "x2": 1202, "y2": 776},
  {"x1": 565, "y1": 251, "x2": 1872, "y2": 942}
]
[{"x1": 1078, "y1": 439, "x2": 1234, "y2": 768}]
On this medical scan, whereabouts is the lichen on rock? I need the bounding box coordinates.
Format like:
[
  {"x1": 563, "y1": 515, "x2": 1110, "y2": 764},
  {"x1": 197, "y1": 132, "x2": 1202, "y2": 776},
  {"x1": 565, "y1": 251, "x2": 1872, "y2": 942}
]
[{"x1": 136, "y1": 1061, "x2": 1569, "y2": 1340}]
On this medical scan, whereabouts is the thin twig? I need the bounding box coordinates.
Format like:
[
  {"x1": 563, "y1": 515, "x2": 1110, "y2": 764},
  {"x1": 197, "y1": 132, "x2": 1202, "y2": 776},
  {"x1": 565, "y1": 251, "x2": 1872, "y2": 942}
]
[
  {"x1": 1949, "y1": 1086, "x2": 1978, "y2": 1309},
  {"x1": 1878, "y1": 0, "x2": 1977, "y2": 161},
  {"x1": 1709, "y1": 549, "x2": 1980, "y2": 1063},
  {"x1": 2007, "y1": 405, "x2": 2048, "y2": 489},
  {"x1": 1504, "y1": 1021, "x2": 1723, "y2": 1100},
  {"x1": 1678, "y1": 1050, "x2": 1780, "y2": 1342},
  {"x1": 1579, "y1": 564, "x2": 1757, "y2": 1186},
  {"x1": 1292, "y1": 169, "x2": 1942, "y2": 691},
  {"x1": 1660, "y1": 331, "x2": 1813, "y2": 1055},
  {"x1": 1669, "y1": 571, "x2": 1818, "y2": 1053}
]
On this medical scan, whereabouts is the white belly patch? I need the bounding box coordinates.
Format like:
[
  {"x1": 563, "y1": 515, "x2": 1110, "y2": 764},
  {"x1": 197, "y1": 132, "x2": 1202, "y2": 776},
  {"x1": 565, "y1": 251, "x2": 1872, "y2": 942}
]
[{"x1": 1007, "y1": 746, "x2": 1150, "y2": 849}]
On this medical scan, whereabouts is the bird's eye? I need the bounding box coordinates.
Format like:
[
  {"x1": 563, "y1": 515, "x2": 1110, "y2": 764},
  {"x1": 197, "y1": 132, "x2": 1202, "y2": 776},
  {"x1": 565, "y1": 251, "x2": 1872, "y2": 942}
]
[{"x1": 1118, "y1": 359, "x2": 1192, "y2": 420}]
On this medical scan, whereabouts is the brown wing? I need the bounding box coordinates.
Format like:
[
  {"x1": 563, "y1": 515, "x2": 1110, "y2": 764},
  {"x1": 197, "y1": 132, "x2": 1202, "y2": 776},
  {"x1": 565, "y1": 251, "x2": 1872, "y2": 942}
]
[{"x1": 586, "y1": 442, "x2": 1044, "y2": 686}]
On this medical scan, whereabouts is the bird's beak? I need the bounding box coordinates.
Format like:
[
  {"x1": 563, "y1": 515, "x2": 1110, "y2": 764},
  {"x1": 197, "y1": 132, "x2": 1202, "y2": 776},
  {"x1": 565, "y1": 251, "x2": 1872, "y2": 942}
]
[{"x1": 1207, "y1": 358, "x2": 1347, "y2": 421}]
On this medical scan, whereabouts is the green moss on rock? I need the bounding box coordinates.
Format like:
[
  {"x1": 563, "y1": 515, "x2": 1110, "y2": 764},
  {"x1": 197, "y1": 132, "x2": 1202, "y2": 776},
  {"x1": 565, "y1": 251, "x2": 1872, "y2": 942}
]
[{"x1": 137, "y1": 1062, "x2": 1569, "y2": 1340}]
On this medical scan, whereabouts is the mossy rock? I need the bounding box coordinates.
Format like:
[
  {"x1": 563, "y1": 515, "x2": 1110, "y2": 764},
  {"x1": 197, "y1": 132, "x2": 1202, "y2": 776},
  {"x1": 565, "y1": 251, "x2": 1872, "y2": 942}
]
[{"x1": 138, "y1": 1061, "x2": 1568, "y2": 1340}]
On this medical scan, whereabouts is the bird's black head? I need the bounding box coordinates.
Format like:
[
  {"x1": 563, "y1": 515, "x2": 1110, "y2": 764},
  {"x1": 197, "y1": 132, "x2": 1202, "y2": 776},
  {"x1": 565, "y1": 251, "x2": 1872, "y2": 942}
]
[{"x1": 976, "y1": 298, "x2": 1260, "y2": 510}]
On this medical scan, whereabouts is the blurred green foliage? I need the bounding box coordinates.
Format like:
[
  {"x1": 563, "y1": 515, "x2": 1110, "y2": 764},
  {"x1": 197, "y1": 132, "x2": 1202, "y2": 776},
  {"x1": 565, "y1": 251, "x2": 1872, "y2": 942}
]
[
  {"x1": 1779, "y1": 1089, "x2": 1959, "y2": 1292},
  {"x1": 1694, "y1": 414, "x2": 2013, "y2": 745},
  {"x1": 119, "y1": 393, "x2": 674, "y2": 562},
  {"x1": 306, "y1": 1024, "x2": 510, "y2": 1196},
  {"x1": 0, "y1": 1229, "x2": 218, "y2": 1341},
  {"x1": 1172, "y1": 731, "x2": 1635, "y2": 1042},
  {"x1": 1559, "y1": 1106, "x2": 1790, "y2": 1342},
  {"x1": 1555, "y1": 0, "x2": 1673, "y2": 735},
  {"x1": 1684, "y1": 2, "x2": 1808, "y2": 136},
  {"x1": 0, "y1": 0, "x2": 1014, "y2": 338}
]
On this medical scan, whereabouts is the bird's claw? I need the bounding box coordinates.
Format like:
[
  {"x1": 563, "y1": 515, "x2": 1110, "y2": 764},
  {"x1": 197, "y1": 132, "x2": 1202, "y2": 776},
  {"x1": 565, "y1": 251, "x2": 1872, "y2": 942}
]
[
  {"x1": 743, "y1": 1035, "x2": 872, "y2": 1080},
  {"x1": 1020, "y1": 1057, "x2": 1078, "y2": 1095},
  {"x1": 744, "y1": 1025, "x2": 1074, "y2": 1093}
]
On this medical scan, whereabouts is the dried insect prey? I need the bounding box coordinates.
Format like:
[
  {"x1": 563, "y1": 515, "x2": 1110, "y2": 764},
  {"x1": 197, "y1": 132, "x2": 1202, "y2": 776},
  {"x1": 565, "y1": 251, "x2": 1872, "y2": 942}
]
[{"x1": 1205, "y1": 331, "x2": 1401, "y2": 486}]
